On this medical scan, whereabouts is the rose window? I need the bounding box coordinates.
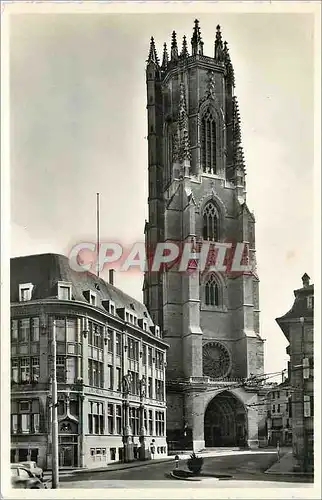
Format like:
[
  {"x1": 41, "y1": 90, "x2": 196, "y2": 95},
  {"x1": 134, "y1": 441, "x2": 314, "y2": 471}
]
[{"x1": 202, "y1": 341, "x2": 231, "y2": 379}]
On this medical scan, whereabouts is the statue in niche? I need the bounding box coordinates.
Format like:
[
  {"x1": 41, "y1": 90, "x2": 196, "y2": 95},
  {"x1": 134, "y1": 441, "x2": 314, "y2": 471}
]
[
  {"x1": 122, "y1": 372, "x2": 132, "y2": 396},
  {"x1": 139, "y1": 375, "x2": 146, "y2": 398}
]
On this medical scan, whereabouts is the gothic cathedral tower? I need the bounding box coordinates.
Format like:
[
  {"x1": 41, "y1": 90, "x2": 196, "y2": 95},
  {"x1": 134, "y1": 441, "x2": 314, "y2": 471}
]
[{"x1": 144, "y1": 21, "x2": 265, "y2": 451}]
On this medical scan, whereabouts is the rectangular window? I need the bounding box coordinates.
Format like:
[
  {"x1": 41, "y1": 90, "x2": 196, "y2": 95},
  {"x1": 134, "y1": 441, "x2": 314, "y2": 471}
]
[
  {"x1": 116, "y1": 367, "x2": 121, "y2": 392},
  {"x1": 142, "y1": 345, "x2": 147, "y2": 365},
  {"x1": 108, "y1": 365, "x2": 113, "y2": 390},
  {"x1": 19, "y1": 283, "x2": 33, "y2": 302},
  {"x1": 155, "y1": 379, "x2": 164, "y2": 401},
  {"x1": 11, "y1": 320, "x2": 18, "y2": 342},
  {"x1": 31, "y1": 357, "x2": 39, "y2": 382},
  {"x1": 148, "y1": 410, "x2": 153, "y2": 435},
  {"x1": 55, "y1": 318, "x2": 66, "y2": 342},
  {"x1": 116, "y1": 405, "x2": 122, "y2": 434},
  {"x1": 107, "y1": 404, "x2": 114, "y2": 434},
  {"x1": 88, "y1": 359, "x2": 103, "y2": 388},
  {"x1": 148, "y1": 347, "x2": 153, "y2": 366},
  {"x1": 20, "y1": 357, "x2": 30, "y2": 383},
  {"x1": 89, "y1": 322, "x2": 104, "y2": 349},
  {"x1": 20, "y1": 319, "x2": 30, "y2": 343},
  {"x1": 148, "y1": 377, "x2": 153, "y2": 398},
  {"x1": 115, "y1": 333, "x2": 121, "y2": 356},
  {"x1": 88, "y1": 401, "x2": 104, "y2": 435},
  {"x1": 107, "y1": 331, "x2": 113, "y2": 353},
  {"x1": 31, "y1": 318, "x2": 40, "y2": 342},
  {"x1": 66, "y1": 357, "x2": 76, "y2": 384},
  {"x1": 11, "y1": 359, "x2": 19, "y2": 383},
  {"x1": 129, "y1": 371, "x2": 139, "y2": 395},
  {"x1": 130, "y1": 407, "x2": 139, "y2": 436},
  {"x1": 272, "y1": 405, "x2": 275, "y2": 413},
  {"x1": 304, "y1": 395, "x2": 311, "y2": 418},
  {"x1": 56, "y1": 356, "x2": 66, "y2": 383},
  {"x1": 128, "y1": 338, "x2": 139, "y2": 361},
  {"x1": 66, "y1": 318, "x2": 76, "y2": 342},
  {"x1": 155, "y1": 411, "x2": 165, "y2": 437},
  {"x1": 11, "y1": 414, "x2": 18, "y2": 434},
  {"x1": 155, "y1": 350, "x2": 164, "y2": 370},
  {"x1": 58, "y1": 284, "x2": 71, "y2": 301},
  {"x1": 21, "y1": 414, "x2": 31, "y2": 433}
]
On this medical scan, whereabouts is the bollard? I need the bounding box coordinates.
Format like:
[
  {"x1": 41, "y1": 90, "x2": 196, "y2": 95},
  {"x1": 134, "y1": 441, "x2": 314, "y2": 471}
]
[{"x1": 174, "y1": 454, "x2": 179, "y2": 469}]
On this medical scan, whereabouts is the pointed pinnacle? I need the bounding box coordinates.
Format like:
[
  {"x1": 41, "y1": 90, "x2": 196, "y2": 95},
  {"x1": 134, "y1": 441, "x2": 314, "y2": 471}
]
[
  {"x1": 171, "y1": 30, "x2": 179, "y2": 61},
  {"x1": 214, "y1": 25, "x2": 224, "y2": 62},
  {"x1": 191, "y1": 18, "x2": 203, "y2": 55},
  {"x1": 161, "y1": 42, "x2": 169, "y2": 69},
  {"x1": 180, "y1": 35, "x2": 189, "y2": 58},
  {"x1": 223, "y1": 40, "x2": 235, "y2": 86},
  {"x1": 147, "y1": 36, "x2": 159, "y2": 65}
]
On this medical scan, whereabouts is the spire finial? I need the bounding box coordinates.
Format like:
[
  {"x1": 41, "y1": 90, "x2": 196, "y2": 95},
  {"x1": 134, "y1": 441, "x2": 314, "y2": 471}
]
[
  {"x1": 171, "y1": 30, "x2": 179, "y2": 62},
  {"x1": 180, "y1": 35, "x2": 189, "y2": 58},
  {"x1": 191, "y1": 18, "x2": 204, "y2": 56},
  {"x1": 214, "y1": 24, "x2": 224, "y2": 62},
  {"x1": 147, "y1": 36, "x2": 159, "y2": 65},
  {"x1": 161, "y1": 42, "x2": 169, "y2": 70}
]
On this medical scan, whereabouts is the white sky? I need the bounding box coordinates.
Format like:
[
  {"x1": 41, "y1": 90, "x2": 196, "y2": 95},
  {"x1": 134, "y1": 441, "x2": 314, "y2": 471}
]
[{"x1": 9, "y1": 8, "x2": 315, "y2": 379}]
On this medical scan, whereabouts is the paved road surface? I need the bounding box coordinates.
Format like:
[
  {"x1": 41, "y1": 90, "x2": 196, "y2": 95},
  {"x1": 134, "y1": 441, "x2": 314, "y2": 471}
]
[{"x1": 58, "y1": 451, "x2": 314, "y2": 489}]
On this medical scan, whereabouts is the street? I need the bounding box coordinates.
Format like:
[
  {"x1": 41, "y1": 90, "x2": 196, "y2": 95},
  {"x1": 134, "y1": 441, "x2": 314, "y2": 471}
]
[{"x1": 56, "y1": 451, "x2": 314, "y2": 489}]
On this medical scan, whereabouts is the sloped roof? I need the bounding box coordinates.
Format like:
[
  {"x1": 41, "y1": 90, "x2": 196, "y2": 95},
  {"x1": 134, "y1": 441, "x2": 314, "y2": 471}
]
[{"x1": 10, "y1": 253, "x2": 153, "y2": 324}]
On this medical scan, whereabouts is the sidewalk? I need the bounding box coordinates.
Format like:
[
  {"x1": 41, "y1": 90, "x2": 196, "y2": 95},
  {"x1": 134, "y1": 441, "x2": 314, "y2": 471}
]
[{"x1": 265, "y1": 449, "x2": 314, "y2": 477}]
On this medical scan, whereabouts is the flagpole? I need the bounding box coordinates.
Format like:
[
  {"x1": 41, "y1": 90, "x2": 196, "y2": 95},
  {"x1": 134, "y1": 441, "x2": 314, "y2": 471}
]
[{"x1": 97, "y1": 193, "x2": 100, "y2": 278}]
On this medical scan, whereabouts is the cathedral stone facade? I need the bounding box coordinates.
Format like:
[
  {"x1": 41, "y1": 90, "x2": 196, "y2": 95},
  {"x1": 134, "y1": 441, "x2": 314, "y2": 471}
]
[{"x1": 143, "y1": 21, "x2": 265, "y2": 451}]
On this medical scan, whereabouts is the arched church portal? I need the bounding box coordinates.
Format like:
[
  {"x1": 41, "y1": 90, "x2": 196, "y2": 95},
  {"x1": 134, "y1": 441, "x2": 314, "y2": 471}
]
[{"x1": 204, "y1": 391, "x2": 247, "y2": 447}]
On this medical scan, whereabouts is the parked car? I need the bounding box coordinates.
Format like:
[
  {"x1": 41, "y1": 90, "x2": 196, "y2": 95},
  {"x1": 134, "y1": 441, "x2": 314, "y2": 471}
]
[
  {"x1": 17, "y1": 461, "x2": 44, "y2": 480},
  {"x1": 11, "y1": 464, "x2": 46, "y2": 489}
]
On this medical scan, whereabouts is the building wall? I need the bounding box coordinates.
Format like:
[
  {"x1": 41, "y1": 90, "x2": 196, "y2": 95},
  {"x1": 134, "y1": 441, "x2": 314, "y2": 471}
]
[{"x1": 11, "y1": 280, "x2": 168, "y2": 470}]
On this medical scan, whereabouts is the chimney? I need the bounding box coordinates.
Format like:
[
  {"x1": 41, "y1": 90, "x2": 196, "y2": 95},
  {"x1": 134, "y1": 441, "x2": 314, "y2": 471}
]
[
  {"x1": 302, "y1": 273, "x2": 310, "y2": 288},
  {"x1": 109, "y1": 269, "x2": 115, "y2": 286}
]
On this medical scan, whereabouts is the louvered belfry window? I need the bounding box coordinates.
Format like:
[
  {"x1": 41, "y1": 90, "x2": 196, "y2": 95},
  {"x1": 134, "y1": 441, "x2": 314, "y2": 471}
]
[{"x1": 201, "y1": 108, "x2": 217, "y2": 174}]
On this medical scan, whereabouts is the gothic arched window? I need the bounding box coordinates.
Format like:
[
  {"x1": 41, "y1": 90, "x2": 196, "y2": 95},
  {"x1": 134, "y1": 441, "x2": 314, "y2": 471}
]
[
  {"x1": 204, "y1": 274, "x2": 220, "y2": 306},
  {"x1": 201, "y1": 108, "x2": 217, "y2": 174},
  {"x1": 202, "y1": 201, "x2": 218, "y2": 241}
]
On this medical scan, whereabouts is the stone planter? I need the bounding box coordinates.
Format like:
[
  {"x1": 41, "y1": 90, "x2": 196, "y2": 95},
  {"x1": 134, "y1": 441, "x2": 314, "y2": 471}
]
[{"x1": 187, "y1": 453, "x2": 204, "y2": 476}]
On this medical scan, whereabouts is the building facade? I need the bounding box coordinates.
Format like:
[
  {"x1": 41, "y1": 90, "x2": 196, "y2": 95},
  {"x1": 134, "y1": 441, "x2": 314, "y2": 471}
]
[
  {"x1": 143, "y1": 21, "x2": 265, "y2": 451},
  {"x1": 10, "y1": 254, "x2": 168, "y2": 469},
  {"x1": 276, "y1": 273, "x2": 314, "y2": 473},
  {"x1": 266, "y1": 382, "x2": 292, "y2": 447}
]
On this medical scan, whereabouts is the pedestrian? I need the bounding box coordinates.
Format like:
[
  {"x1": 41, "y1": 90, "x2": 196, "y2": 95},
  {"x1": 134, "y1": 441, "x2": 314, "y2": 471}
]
[{"x1": 174, "y1": 455, "x2": 179, "y2": 469}]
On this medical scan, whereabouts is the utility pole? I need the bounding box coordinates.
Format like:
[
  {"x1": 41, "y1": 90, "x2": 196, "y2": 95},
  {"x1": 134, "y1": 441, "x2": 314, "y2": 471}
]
[
  {"x1": 51, "y1": 320, "x2": 59, "y2": 488},
  {"x1": 299, "y1": 316, "x2": 308, "y2": 473}
]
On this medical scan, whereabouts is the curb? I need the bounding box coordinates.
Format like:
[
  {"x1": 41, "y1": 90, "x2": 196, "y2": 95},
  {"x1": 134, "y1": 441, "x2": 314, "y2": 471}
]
[{"x1": 44, "y1": 457, "x2": 179, "y2": 479}]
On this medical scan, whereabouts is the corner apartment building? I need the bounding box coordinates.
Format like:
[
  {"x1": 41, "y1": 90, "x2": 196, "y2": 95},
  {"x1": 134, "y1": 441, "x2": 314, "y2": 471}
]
[
  {"x1": 10, "y1": 253, "x2": 168, "y2": 469},
  {"x1": 276, "y1": 273, "x2": 314, "y2": 473}
]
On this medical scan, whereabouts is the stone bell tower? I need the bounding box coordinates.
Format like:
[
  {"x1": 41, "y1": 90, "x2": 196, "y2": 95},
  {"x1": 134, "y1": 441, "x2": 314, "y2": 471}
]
[{"x1": 143, "y1": 20, "x2": 265, "y2": 451}]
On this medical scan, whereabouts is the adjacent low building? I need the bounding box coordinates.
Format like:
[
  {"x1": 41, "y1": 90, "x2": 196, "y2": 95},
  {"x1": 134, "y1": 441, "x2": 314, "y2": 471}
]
[
  {"x1": 276, "y1": 273, "x2": 314, "y2": 473},
  {"x1": 10, "y1": 253, "x2": 168, "y2": 469},
  {"x1": 266, "y1": 381, "x2": 292, "y2": 447}
]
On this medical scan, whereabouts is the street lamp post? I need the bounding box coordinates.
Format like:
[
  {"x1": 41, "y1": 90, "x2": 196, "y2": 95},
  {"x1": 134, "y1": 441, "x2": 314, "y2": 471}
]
[{"x1": 51, "y1": 320, "x2": 59, "y2": 488}]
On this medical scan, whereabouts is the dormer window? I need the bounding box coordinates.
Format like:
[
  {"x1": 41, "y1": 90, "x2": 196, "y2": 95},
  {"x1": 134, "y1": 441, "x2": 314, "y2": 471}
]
[
  {"x1": 58, "y1": 282, "x2": 72, "y2": 301},
  {"x1": 84, "y1": 290, "x2": 97, "y2": 307},
  {"x1": 19, "y1": 283, "x2": 33, "y2": 302}
]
